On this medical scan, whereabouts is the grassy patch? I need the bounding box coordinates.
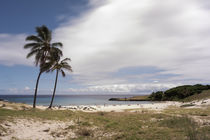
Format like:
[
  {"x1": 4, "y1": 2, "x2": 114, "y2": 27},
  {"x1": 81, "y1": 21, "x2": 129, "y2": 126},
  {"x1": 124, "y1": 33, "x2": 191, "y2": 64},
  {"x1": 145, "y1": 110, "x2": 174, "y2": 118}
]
[
  {"x1": 76, "y1": 128, "x2": 93, "y2": 137},
  {"x1": 0, "y1": 108, "x2": 73, "y2": 121},
  {"x1": 164, "y1": 106, "x2": 210, "y2": 116},
  {"x1": 180, "y1": 103, "x2": 195, "y2": 107},
  {"x1": 109, "y1": 95, "x2": 150, "y2": 101},
  {"x1": 160, "y1": 116, "x2": 210, "y2": 139},
  {"x1": 182, "y1": 89, "x2": 210, "y2": 102},
  {"x1": 1, "y1": 107, "x2": 210, "y2": 139}
]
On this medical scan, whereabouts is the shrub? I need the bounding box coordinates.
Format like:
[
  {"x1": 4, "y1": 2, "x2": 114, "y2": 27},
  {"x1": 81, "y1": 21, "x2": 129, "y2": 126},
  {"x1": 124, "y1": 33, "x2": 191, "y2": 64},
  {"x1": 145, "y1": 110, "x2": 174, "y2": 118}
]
[
  {"x1": 149, "y1": 91, "x2": 164, "y2": 101},
  {"x1": 148, "y1": 84, "x2": 210, "y2": 101},
  {"x1": 77, "y1": 128, "x2": 93, "y2": 137}
]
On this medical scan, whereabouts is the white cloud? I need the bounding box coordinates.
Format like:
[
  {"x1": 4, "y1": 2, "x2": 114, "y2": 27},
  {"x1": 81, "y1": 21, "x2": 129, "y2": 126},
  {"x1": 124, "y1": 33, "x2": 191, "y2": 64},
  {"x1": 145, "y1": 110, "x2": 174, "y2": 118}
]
[
  {"x1": 24, "y1": 86, "x2": 30, "y2": 90},
  {"x1": 66, "y1": 83, "x2": 179, "y2": 94},
  {"x1": 54, "y1": 0, "x2": 210, "y2": 85},
  {"x1": 0, "y1": 34, "x2": 32, "y2": 66}
]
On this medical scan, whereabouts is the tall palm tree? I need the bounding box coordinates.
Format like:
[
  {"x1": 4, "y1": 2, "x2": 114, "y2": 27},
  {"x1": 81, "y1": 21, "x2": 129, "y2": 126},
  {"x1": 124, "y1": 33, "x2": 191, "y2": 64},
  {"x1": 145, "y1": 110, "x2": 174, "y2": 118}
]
[
  {"x1": 24, "y1": 25, "x2": 63, "y2": 108},
  {"x1": 48, "y1": 58, "x2": 72, "y2": 108}
]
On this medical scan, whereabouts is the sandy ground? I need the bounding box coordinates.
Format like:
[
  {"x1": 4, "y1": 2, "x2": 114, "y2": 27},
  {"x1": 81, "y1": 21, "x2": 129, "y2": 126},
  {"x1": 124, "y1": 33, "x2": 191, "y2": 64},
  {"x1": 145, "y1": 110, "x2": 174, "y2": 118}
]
[
  {"x1": 49, "y1": 98, "x2": 210, "y2": 112},
  {"x1": 0, "y1": 99, "x2": 210, "y2": 140},
  {"x1": 1, "y1": 119, "x2": 75, "y2": 140},
  {"x1": 1, "y1": 98, "x2": 210, "y2": 112}
]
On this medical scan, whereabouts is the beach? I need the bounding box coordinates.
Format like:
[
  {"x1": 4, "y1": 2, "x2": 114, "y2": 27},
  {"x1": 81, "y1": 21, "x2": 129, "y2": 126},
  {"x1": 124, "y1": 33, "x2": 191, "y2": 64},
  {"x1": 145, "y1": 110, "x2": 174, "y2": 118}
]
[
  {"x1": 32, "y1": 98, "x2": 210, "y2": 112},
  {"x1": 1, "y1": 99, "x2": 210, "y2": 140},
  {"x1": 1, "y1": 99, "x2": 210, "y2": 112}
]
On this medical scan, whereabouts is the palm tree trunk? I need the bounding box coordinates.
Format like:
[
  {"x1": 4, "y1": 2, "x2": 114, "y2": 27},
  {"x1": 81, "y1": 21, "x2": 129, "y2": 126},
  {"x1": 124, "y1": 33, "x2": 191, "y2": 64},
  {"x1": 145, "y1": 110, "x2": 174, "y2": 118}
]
[
  {"x1": 33, "y1": 71, "x2": 42, "y2": 108},
  {"x1": 49, "y1": 70, "x2": 59, "y2": 108}
]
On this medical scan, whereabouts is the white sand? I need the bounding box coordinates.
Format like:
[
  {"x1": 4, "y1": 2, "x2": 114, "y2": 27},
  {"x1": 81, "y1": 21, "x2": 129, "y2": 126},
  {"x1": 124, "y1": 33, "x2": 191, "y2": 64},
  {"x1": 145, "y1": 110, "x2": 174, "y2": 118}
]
[
  {"x1": 57, "y1": 98, "x2": 210, "y2": 112},
  {"x1": 1, "y1": 98, "x2": 210, "y2": 112},
  {"x1": 0, "y1": 119, "x2": 75, "y2": 140}
]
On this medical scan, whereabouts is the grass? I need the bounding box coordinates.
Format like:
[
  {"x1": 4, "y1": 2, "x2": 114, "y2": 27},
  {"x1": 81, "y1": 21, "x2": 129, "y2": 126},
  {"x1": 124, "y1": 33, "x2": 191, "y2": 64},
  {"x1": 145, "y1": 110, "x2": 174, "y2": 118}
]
[
  {"x1": 164, "y1": 106, "x2": 210, "y2": 116},
  {"x1": 159, "y1": 116, "x2": 210, "y2": 140},
  {"x1": 182, "y1": 89, "x2": 210, "y2": 102},
  {"x1": 76, "y1": 128, "x2": 93, "y2": 137},
  {"x1": 0, "y1": 108, "x2": 74, "y2": 121},
  {"x1": 180, "y1": 103, "x2": 196, "y2": 107},
  {"x1": 109, "y1": 95, "x2": 150, "y2": 101},
  {"x1": 0, "y1": 105, "x2": 210, "y2": 139}
]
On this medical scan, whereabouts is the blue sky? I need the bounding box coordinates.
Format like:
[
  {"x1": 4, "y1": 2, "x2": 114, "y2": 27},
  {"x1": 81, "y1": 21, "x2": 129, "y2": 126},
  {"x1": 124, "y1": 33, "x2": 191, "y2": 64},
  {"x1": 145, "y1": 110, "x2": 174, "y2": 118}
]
[
  {"x1": 0, "y1": 0, "x2": 90, "y2": 34},
  {"x1": 1, "y1": 0, "x2": 210, "y2": 95}
]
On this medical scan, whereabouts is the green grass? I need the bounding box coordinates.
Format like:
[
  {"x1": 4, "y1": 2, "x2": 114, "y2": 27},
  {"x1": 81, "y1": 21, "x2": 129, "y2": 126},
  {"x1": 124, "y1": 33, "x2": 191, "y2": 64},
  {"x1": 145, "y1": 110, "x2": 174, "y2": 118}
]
[
  {"x1": 109, "y1": 95, "x2": 150, "y2": 101},
  {"x1": 164, "y1": 106, "x2": 210, "y2": 116},
  {"x1": 180, "y1": 103, "x2": 196, "y2": 107},
  {"x1": 1, "y1": 107, "x2": 210, "y2": 139},
  {"x1": 0, "y1": 108, "x2": 74, "y2": 121},
  {"x1": 182, "y1": 89, "x2": 210, "y2": 102},
  {"x1": 159, "y1": 116, "x2": 210, "y2": 140}
]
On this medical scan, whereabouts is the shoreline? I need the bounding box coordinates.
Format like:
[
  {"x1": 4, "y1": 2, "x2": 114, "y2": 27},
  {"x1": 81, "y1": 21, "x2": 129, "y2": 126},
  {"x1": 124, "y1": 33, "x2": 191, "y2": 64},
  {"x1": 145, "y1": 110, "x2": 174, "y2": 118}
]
[
  {"x1": 37, "y1": 98, "x2": 210, "y2": 112},
  {"x1": 1, "y1": 99, "x2": 210, "y2": 139},
  {"x1": 1, "y1": 98, "x2": 210, "y2": 112}
]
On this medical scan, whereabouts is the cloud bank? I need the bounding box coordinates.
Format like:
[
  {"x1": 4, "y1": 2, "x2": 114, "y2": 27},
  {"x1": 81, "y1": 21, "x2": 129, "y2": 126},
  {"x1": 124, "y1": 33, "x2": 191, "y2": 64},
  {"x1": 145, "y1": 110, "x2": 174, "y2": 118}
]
[
  {"x1": 0, "y1": 34, "x2": 32, "y2": 66},
  {"x1": 1, "y1": 0, "x2": 210, "y2": 94},
  {"x1": 53, "y1": 0, "x2": 210, "y2": 92}
]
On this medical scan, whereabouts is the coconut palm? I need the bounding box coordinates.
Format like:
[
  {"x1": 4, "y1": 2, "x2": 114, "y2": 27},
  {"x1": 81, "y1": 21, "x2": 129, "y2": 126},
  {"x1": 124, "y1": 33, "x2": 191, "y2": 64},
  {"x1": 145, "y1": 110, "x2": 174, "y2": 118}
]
[
  {"x1": 48, "y1": 58, "x2": 72, "y2": 108},
  {"x1": 24, "y1": 25, "x2": 63, "y2": 108}
]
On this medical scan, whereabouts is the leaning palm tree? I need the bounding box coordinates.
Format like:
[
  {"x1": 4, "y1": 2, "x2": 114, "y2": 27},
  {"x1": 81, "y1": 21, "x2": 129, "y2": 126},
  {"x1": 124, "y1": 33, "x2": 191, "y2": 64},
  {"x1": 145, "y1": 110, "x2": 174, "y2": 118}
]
[
  {"x1": 24, "y1": 25, "x2": 63, "y2": 108},
  {"x1": 48, "y1": 58, "x2": 72, "y2": 108}
]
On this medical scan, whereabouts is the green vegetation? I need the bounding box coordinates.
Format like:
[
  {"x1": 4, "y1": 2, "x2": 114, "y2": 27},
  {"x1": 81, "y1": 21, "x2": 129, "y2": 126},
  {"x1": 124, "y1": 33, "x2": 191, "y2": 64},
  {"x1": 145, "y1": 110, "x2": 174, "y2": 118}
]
[
  {"x1": 110, "y1": 84, "x2": 210, "y2": 102},
  {"x1": 180, "y1": 103, "x2": 195, "y2": 108},
  {"x1": 109, "y1": 95, "x2": 150, "y2": 101},
  {"x1": 0, "y1": 107, "x2": 210, "y2": 139},
  {"x1": 149, "y1": 84, "x2": 210, "y2": 101},
  {"x1": 0, "y1": 108, "x2": 73, "y2": 122},
  {"x1": 182, "y1": 89, "x2": 210, "y2": 102},
  {"x1": 149, "y1": 91, "x2": 164, "y2": 101}
]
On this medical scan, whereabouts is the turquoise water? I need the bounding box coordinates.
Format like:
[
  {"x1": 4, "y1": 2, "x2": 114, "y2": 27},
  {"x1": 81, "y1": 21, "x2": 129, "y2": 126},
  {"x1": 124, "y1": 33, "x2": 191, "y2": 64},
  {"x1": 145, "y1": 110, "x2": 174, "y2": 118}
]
[{"x1": 0, "y1": 95, "x2": 151, "y2": 106}]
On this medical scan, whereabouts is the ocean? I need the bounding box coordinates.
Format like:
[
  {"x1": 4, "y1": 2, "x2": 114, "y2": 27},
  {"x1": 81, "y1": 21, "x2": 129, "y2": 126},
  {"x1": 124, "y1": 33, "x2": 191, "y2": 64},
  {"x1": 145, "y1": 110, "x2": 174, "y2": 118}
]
[{"x1": 0, "y1": 95, "x2": 150, "y2": 106}]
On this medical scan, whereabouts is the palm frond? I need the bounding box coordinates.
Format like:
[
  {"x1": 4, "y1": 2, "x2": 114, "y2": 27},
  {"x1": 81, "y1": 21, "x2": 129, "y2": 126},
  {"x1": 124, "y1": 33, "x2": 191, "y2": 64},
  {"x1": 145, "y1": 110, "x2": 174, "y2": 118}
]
[
  {"x1": 36, "y1": 25, "x2": 52, "y2": 41},
  {"x1": 26, "y1": 35, "x2": 42, "y2": 42},
  {"x1": 61, "y1": 69, "x2": 66, "y2": 77},
  {"x1": 26, "y1": 49, "x2": 39, "y2": 58},
  {"x1": 43, "y1": 26, "x2": 52, "y2": 42},
  {"x1": 36, "y1": 26, "x2": 46, "y2": 40},
  {"x1": 52, "y1": 42, "x2": 63, "y2": 48},
  {"x1": 62, "y1": 64, "x2": 73, "y2": 72},
  {"x1": 61, "y1": 58, "x2": 71, "y2": 63},
  {"x1": 51, "y1": 65, "x2": 58, "y2": 72},
  {"x1": 40, "y1": 62, "x2": 53, "y2": 73},
  {"x1": 24, "y1": 43, "x2": 40, "y2": 49},
  {"x1": 51, "y1": 47, "x2": 63, "y2": 56},
  {"x1": 35, "y1": 50, "x2": 45, "y2": 66},
  {"x1": 31, "y1": 44, "x2": 42, "y2": 51}
]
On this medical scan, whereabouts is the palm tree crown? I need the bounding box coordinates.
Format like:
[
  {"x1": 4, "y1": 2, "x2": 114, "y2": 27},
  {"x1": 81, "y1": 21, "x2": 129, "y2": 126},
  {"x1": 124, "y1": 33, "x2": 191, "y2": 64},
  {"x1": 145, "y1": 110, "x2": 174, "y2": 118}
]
[
  {"x1": 51, "y1": 58, "x2": 73, "y2": 76},
  {"x1": 24, "y1": 25, "x2": 63, "y2": 69}
]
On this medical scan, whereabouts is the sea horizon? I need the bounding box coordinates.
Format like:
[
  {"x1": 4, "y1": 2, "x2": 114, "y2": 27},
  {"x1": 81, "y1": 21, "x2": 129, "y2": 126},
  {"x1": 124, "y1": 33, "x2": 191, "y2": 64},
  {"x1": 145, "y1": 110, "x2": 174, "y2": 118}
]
[{"x1": 0, "y1": 94, "x2": 151, "y2": 106}]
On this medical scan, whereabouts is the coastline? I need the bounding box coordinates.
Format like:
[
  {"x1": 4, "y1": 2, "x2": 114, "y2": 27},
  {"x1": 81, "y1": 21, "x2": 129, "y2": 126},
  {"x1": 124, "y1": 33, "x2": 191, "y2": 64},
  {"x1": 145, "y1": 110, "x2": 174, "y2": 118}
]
[
  {"x1": 35, "y1": 98, "x2": 210, "y2": 112},
  {"x1": 1, "y1": 98, "x2": 210, "y2": 112},
  {"x1": 1, "y1": 98, "x2": 210, "y2": 139}
]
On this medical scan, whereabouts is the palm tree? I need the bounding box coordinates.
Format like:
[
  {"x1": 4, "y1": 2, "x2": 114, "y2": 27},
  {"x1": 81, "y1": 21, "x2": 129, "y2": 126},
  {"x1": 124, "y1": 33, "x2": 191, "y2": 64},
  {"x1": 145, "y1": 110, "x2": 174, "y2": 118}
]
[
  {"x1": 48, "y1": 58, "x2": 72, "y2": 108},
  {"x1": 24, "y1": 25, "x2": 63, "y2": 108}
]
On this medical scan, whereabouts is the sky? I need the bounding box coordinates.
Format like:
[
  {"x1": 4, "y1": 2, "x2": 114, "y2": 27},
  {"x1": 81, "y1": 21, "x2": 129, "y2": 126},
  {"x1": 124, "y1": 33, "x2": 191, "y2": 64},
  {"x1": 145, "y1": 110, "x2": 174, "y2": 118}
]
[{"x1": 0, "y1": 0, "x2": 210, "y2": 95}]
